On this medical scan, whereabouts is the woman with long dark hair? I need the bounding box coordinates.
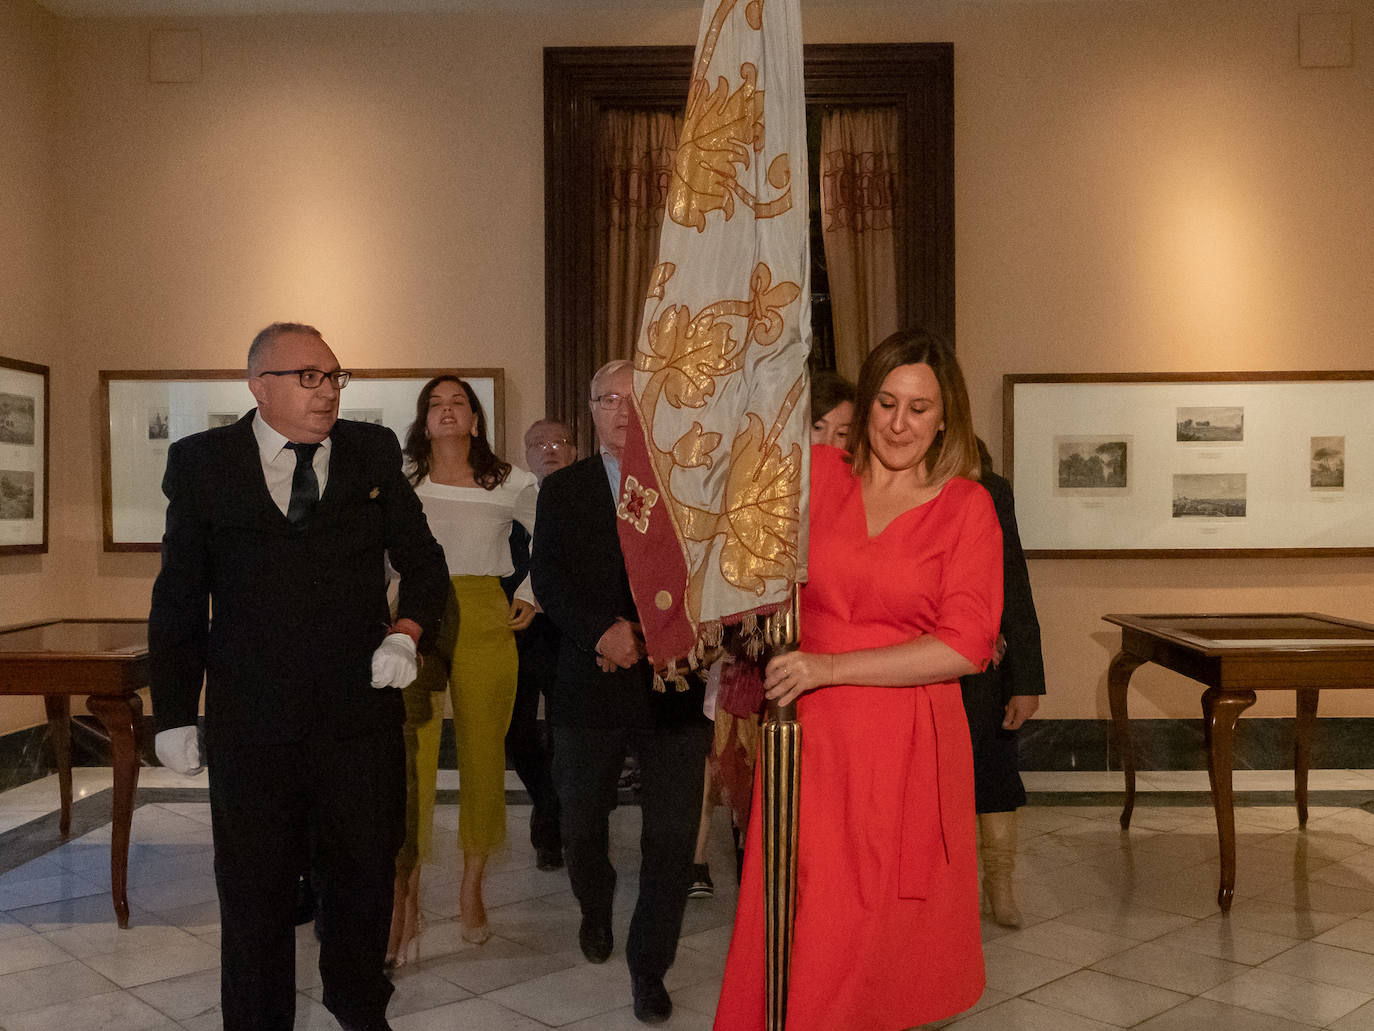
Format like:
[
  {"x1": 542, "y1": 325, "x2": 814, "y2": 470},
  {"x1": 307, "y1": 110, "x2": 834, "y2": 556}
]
[{"x1": 386, "y1": 376, "x2": 537, "y2": 966}]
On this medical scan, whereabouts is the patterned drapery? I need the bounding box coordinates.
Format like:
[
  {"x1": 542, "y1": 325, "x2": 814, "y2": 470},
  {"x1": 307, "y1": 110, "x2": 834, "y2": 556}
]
[
  {"x1": 601, "y1": 109, "x2": 685, "y2": 364},
  {"x1": 819, "y1": 106, "x2": 900, "y2": 382}
]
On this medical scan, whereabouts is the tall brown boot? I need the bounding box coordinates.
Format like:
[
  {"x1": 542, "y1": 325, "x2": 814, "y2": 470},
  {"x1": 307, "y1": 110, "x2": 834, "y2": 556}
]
[{"x1": 979, "y1": 810, "x2": 1023, "y2": 928}]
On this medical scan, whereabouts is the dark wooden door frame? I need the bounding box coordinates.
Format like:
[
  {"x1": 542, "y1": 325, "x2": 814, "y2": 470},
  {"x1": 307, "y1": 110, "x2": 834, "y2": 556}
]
[{"x1": 543, "y1": 43, "x2": 954, "y2": 449}]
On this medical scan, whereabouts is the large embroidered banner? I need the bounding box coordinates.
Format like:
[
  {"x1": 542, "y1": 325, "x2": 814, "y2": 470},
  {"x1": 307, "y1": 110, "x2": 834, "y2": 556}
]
[{"x1": 617, "y1": 0, "x2": 811, "y2": 669}]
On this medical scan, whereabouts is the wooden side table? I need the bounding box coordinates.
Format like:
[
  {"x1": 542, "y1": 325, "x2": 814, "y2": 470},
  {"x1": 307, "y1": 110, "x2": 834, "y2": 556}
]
[
  {"x1": 0, "y1": 619, "x2": 150, "y2": 928},
  {"x1": 1104, "y1": 612, "x2": 1374, "y2": 911}
]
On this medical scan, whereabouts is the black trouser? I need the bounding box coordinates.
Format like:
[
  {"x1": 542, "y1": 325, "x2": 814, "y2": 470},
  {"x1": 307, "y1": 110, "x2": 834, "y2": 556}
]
[
  {"x1": 208, "y1": 724, "x2": 404, "y2": 1031},
  {"x1": 506, "y1": 621, "x2": 561, "y2": 852},
  {"x1": 552, "y1": 719, "x2": 712, "y2": 981},
  {"x1": 960, "y1": 670, "x2": 1028, "y2": 813}
]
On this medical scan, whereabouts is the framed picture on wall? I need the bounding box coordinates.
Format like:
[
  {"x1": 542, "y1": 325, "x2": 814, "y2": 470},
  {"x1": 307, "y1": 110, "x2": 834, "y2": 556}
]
[
  {"x1": 1003, "y1": 371, "x2": 1374, "y2": 558},
  {"x1": 100, "y1": 368, "x2": 504, "y2": 552},
  {"x1": 0, "y1": 356, "x2": 49, "y2": 555}
]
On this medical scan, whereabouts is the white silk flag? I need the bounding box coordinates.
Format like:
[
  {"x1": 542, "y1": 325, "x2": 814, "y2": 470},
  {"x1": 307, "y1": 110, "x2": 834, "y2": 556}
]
[{"x1": 616, "y1": 0, "x2": 811, "y2": 666}]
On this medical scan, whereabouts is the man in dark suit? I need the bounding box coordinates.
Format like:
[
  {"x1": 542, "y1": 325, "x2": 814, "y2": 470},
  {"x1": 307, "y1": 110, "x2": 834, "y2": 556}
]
[
  {"x1": 500, "y1": 418, "x2": 577, "y2": 871},
  {"x1": 530, "y1": 360, "x2": 712, "y2": 1026},
  {"x1": 148, "y1": 322, "x2": 448, "y2": 1031}
]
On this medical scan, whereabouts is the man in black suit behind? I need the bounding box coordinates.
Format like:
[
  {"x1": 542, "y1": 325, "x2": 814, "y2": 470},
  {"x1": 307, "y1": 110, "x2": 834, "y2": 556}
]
[
  {"x1": 530, "y1": 360, "x2": 712, "y2": 1026},
  {"x1": 148, "y1": 322, "x2": 448, "y2": 1031}
]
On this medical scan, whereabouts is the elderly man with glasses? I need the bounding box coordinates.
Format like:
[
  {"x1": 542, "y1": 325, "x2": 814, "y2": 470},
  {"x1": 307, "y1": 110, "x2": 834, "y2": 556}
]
[
  {"x1": 530, "y1": 360, "x2": 712, "y2": 1025},
  {"x1": 148, "y1": 321, "x2": 448, "y2": 1031},
  {"x1": 499, "y1": 418, "x2": 578, "y2": 871}
]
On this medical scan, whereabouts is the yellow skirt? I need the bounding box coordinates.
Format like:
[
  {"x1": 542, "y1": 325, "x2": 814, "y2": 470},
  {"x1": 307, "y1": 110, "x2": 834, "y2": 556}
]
[{"x1": 399, "y1": 575, "x2": 517, "y2": 864}]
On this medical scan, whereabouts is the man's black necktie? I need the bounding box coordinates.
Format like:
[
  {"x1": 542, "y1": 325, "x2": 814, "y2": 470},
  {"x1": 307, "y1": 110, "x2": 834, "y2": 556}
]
[{"x1": 285, "y1": 442, "x2": 321, "y2": 525}]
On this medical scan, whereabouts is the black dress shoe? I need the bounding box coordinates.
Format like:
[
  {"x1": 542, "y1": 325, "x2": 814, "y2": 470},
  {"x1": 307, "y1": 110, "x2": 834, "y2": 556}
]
[
  {"x1": 536, "y1": 846, "x2": 564, "y2": 871},
  {"x1": 579, "y1": 910, "x2": 613, "y2": 963},
  {"x1": 632, "y1": 976, "x2": 672, "y2": 1024}
]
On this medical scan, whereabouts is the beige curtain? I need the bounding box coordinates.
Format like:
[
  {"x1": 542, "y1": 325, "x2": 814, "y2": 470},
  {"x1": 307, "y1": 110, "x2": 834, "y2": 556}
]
[
  {"x1": 601, "y1": 109, "x2": 685, "y2": 364},
  {"x1": 819, "y1": 107, "x2": 900, "y2": 382}
]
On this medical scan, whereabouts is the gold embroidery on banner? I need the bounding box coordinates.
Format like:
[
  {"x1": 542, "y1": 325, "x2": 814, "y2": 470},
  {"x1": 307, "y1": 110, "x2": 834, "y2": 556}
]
[
  {"x1": 634, "y1": 257, "x2": 805, "y2": 604},
  {"x1": 616, "y1": 475, "x2": 659, "y2": 535},
  {"x1": 667, "y1": 0, "x2": 791, "y2": 233},
  {"x1": 671, "y1": 422, "x2": 724, "y2": 469},
  {"x1": 629, "y1": 0, "x2": 807, "y2": 649}
]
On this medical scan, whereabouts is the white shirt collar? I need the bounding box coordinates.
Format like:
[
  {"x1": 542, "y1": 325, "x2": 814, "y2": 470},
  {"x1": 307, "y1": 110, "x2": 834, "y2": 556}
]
[{"x1": 252, "y1": 410, "x2": 332, "y2": 464}]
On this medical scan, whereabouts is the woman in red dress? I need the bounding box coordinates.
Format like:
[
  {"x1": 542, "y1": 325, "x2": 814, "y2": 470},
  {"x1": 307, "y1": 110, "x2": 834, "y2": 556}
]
[{"x1": 713, "y1": 329, "x2": 1003, "y2": 1030}]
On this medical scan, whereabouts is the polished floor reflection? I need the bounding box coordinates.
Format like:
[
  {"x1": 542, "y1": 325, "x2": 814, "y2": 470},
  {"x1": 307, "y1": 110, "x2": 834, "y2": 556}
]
[{"x1": 5, "y1": 769, "x2": 1374, "y2": 1029}]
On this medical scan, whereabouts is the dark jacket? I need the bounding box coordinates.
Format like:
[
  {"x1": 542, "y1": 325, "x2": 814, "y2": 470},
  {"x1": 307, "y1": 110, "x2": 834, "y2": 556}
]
[
  {"x1": 964, "y1": 469, "x2": 1046, "y2": 704},
  {"x1": 148, "y1": 411, "x2": 449, "y2": 746},
  {"x1": 529, "y1": 454, "x2": 703, "y2": 728}
]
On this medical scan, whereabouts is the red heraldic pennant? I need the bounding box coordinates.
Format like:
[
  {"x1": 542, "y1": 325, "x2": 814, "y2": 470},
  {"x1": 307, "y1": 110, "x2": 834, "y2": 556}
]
[{"x1": 617, "y1": 403, "x2": 698, "y2": 664}]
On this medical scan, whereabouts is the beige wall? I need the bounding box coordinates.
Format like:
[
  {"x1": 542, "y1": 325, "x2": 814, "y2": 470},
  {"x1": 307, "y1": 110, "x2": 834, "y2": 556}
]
[
  {"x1": 3, "y1": 0, "x2": 1371, "y2": 733},
  {"x1": 1, "y1": 0, "x2": 63, "y2": 731}
]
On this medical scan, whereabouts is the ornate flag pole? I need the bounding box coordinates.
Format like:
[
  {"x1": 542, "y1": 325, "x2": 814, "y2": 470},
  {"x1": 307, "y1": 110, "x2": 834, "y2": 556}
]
[
  {"x1": 610, "y1": 2, "x2": 810, "y2": 1027},
  {"x1": 760, "y1": 593, "x2": 801, "y2": 1030}
]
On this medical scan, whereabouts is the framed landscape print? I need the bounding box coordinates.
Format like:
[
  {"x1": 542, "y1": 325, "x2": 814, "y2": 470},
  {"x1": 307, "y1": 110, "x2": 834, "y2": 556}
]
[
  {"x1": 0, "y1": 356, "x2": 49, "y2": 554},
  {"x1": 1003, "y1": 372, "x2": 1374, "y2": 558},
  {"x1": 100, "y1": 368, "x2": 504, "y2": 551}
]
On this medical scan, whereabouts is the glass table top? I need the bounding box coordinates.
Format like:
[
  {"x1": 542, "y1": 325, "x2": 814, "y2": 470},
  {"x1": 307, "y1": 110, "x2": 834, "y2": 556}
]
[{"x1": 0, "y1": 620, "x2": 148, "y2": 656}]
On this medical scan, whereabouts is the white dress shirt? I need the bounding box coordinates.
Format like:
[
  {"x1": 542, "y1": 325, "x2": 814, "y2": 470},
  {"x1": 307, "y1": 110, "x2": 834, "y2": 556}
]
[
  {"x1": 413, "y1": 467, "x2": 539, "y2": 604},
  {"x1": 252, "y1": 412, "x2": 332, "y2": 517}
]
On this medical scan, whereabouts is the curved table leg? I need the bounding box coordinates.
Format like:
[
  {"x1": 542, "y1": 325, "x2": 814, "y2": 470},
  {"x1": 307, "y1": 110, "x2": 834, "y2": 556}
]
[
  {"x1": 1295, "y1": 689, "x2": 1319, "y2": 828},
  {"x1": 1107, "y1": 651, "x2": 1147, "y2": 829},
  {"x1": 43, "y1": 695, "x2": 73, "y2": 838},
  {"x1": 1202, "y1": 686, "x2": 1256, "y2": 912},
  {"x1": 87, "y1": 693, "x2": 144, "y2": 929}
]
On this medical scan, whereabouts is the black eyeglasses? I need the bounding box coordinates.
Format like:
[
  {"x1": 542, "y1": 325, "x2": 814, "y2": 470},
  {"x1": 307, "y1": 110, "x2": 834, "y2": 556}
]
[
  {"x1": 529, "y1": 440, "x2": 572, "y2": 453},
  {"x1": 592, "y1": 393, "x2": 629, "y2": 411},
  {"x1": 257, "y1": 368, "x2": 352, "y2": 389}
]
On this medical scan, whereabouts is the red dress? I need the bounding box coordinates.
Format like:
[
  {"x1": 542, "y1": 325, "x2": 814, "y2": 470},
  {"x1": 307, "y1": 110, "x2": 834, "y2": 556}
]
[{"x1": 713, "y1": 446, "x2": 1003, "y2": 1031}]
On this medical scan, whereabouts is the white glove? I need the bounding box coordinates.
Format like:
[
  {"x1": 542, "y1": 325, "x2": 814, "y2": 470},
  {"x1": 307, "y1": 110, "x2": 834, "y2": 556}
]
[
  {"x1": 371, "y1": 632, "x2": 418, "y2": 689},
  {"x1": 154, "y1": 725, "x2": 204, "y2": 777}
]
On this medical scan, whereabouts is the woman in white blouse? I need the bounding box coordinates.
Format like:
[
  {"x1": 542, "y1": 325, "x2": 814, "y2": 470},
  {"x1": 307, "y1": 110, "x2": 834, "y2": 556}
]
[{"x1": 387, "y1": 376, "x2": 537, "y2": 965}]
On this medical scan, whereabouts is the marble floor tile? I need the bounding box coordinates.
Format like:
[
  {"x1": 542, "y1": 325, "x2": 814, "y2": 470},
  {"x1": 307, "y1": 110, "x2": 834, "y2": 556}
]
[
  {"x1": 944, "y1": 996, "x2": 1120, "y2": 1030},
  {"x1": 1150, "y1": 914, "x2": 1303, "y2": 965},
  {"x1": 0, "y1": 932, "x2": 74, "y2": 977},
  {"x1": 1133, "y1": 995, "x2": 1323, "y2": 1031},
  {"x1": 1317, "y1": 916, "x2": 1374, "y2": 956},
  {"x1": 980, "y1": 940, "x2": 1080, "y2": 996},
  {"x1": 1223, "y1": 896, "x2": 1358, "y2": 940},
  {"x1": 10, "y1": 772, "x2": 1374, "y2": 1028},
  {"x1": 1055, "y1": 897, "x2": 1198, "y2": 942},
  {"x1": 1089, "y1": 939, "x2": 1249, "y2": 995},
  {"x1": 80, "y1": 934, "x2": 220, "y2": 988},
  {"x1": 0, "y1": 957, "x2": 119, "y2": 1018},
  {"x1": 1, "y1": 987, "x2": 173, "y2": 1031},
  {"x1": 424, "y1": 937, "x2": 582, "y2": 995},
  {"x1": 127, "y1": 966, "x2": 222, "y2": 1024},
  {"x1": 1202, "y1": 966, "x2": 1371, "y2": 1026},
  {"x1": 994, "y1": 918, "x2": 1139, "y2": 967},
  {"x1": 1023, "y1": 967, "x2": 1189, "y2": 1026},
  {"x1": 482, "y1": 961, "x2": 632, "y2": 1026},
  {"x1": 1332, "y1": 997, "x2": 1374, "y2": 1031},
  {"x1": 389, "y1": 994, "x2": 549, "y2": 1030},
  {"x1": 1260, "y1": 938, "x2": 1374, "y2": 993}
]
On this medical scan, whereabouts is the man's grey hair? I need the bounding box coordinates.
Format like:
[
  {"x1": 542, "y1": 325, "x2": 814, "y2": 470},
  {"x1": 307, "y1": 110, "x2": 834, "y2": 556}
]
[
  {"x1": 524, "y1": 418, "x2": 572, "y2": 448},
  {"x1": 247, "y1": 322, "x2": 325, "y2": 376},
  {"x1": 590, "y1": 359, "x2": 633, "y2": 402}
]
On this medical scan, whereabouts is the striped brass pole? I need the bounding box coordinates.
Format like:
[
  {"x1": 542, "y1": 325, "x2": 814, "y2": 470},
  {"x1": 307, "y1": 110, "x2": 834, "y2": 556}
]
[{"x1": 762, "y1": 593, "x2": 801, "y2": 1031}]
